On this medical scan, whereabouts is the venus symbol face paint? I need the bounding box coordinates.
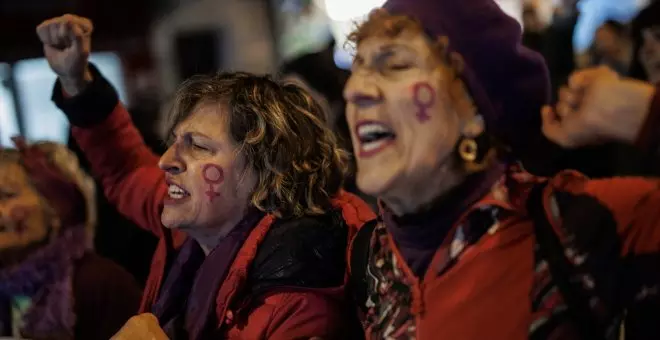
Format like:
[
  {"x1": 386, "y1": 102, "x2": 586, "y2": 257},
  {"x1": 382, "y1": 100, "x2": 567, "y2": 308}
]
[
  {"x1": 8, "y1": 206, "x2": 31, "y2": 235},
  {"x1": 202, "y1": 164, "x2": 224, "y2": 203},
  {"x1": 412, "y1": 82, "x2": 436, "y2": 123}
]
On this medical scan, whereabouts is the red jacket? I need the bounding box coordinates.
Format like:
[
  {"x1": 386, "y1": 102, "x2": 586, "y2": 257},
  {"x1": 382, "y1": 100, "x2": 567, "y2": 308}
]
[
  {"x1": 350, "y1": 86, "x2": 660, "y2": 339},
  {"x1": 54, "y1": 67, "x2": 376, "y2": 339}
]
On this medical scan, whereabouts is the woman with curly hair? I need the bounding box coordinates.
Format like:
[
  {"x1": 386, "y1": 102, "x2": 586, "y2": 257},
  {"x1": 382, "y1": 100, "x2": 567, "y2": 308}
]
[
  {"x1": 0, "y1": 139, "x2": 142, "y2": 339},
  {"x1": 36, "y1": 14, "x2": 374, "y2": 340}
]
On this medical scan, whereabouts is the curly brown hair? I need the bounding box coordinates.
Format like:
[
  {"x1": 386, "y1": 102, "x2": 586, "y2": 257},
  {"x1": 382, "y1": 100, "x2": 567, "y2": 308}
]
[{"x1": 164, "y1": 72, "x2": 349, "y2": 218}]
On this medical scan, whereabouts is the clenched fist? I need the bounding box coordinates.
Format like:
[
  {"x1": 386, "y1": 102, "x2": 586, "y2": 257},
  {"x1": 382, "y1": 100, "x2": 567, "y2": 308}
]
[
  {"x1": 542, "y1": 66, "x2": 657, "y2": 148},
  {"x1": 36, "y1": 14, "x2": 94, "y2": 96},
  {"x1": 111, "y1": 313, "x2": 168, "y2": 340}
]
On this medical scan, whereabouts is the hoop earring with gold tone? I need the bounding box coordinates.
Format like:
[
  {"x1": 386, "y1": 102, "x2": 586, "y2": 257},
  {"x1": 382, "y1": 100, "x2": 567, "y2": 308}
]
[
  {"x1": 457, "y1": 135, "x2": 495, "y2": 173},
  {"x1": 458, "y1": 138, "x2": 478, "y2": 163}
]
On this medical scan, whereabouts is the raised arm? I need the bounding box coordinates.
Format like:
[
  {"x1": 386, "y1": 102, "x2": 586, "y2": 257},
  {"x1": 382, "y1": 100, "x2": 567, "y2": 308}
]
[
  {"x1": 543, "y1": 67, "x2": 660, "y2": 335},
  {"x1": 542, "y1": 66, "x2": 660, "y2": 252},
  {"x1": 37, "y1": 15, "x2": 166, "y2": 236}
]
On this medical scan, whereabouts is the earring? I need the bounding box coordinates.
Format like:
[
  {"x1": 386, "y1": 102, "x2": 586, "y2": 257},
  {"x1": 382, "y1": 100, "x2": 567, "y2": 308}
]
[
  {"x1": 457, "y1": 133, "x2": 495, "y2": 173},
  {"x1": 458, "y1": 138, "x2": 478, "y2": 162}
]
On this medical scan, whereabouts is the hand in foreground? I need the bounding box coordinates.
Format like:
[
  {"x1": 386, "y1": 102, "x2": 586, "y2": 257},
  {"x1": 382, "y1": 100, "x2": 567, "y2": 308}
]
[
  {"x1": 542, "y1": 66, "x2": 656, "y2": 148},
  {"x1": 110, "y1": 313, "x2": 168, "y2": 340},
  {"x1": 36, "y1": 14, "x2": 94, "y2": 96}
]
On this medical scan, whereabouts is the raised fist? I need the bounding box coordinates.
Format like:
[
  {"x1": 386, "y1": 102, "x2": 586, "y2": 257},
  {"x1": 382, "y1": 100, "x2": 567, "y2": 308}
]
[
  {"x1": 36, "y1": 14, "x2": 93, "y2": 95},
  {"x1": 542, "y1": 66, "x2": 656, "y2": 148}
]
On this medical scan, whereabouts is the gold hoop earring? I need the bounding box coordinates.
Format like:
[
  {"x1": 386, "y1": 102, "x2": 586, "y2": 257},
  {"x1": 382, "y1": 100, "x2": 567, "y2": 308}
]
[
  {"x1": 458, "y1": 138, "x2": 478, "y2": 163},
  {"x1": 457, "y1": 135, "x2": 495, "y2": 173}
]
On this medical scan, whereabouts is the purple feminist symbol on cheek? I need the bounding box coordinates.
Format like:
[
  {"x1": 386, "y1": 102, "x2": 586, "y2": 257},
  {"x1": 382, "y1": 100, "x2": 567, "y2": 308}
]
[
  {"x1": 202, "y1": 164, "x2": 224, "y2": 202},
  {"x1": 9, "y1": 206, "x2": 31, "y2": 235},
  {"x1": 412, "y1": 82, "x2": 436, "y2": 123}
]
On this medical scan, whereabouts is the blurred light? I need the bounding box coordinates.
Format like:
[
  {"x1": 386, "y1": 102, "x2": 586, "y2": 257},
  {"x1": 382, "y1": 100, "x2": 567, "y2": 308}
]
[
  {"x1": 0, "y1": 63, "x2": 19, "y2": 147},
  {"x1": 322, "y1": 0, "x2": 386, "y2": 21},
  {"x1": 324, "y1": 0, "x2": 522, "y2": 70},
  {"x1": 13, "y1": 52, "x2": 127, "y2": 144},
  {"x1": 494, "y1": 0, "x2": 523, "y2": 26},
  {"x1": 574, "y1": 0, "x2": 649, "y2": 52},
  {"x1": 278, "y1": 3, "x2": 334, "y2": 62}
]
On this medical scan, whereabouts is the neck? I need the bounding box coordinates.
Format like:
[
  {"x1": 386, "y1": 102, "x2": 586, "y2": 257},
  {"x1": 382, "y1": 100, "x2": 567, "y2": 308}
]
[
  {"x1": 187, "y1": 209, "x2": 249, "y2": 255},
  {"x1": 381, "y1": 160, "x2": 466, "y2": 216}
]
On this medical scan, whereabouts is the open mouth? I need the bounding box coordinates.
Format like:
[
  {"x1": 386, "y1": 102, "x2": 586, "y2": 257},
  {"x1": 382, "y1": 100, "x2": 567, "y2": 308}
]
[
  {"x1": 165, "y1": 181, "x2": 190, "y2": 204},
  {"x1": 355, "y1": 121, "x2": 396, "y2": 157}
]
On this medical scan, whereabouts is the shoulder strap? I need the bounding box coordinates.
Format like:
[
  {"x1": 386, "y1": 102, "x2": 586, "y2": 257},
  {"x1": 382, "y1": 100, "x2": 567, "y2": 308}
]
[
  {"x1": 527, "y1": 182, "x2": 607, "y2": 340},
  {"x1": 349, "y1": 219, "x2": 378, "y2": 313}
]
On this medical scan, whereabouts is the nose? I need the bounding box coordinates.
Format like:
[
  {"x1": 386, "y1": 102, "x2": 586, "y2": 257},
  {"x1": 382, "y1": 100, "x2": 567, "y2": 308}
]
[
  {"x1": 343, "y1": 73, "x2": 383, "y2": 109},
  {"x1": 158, "y1": 145, "x2": 186, "y2": 175}
]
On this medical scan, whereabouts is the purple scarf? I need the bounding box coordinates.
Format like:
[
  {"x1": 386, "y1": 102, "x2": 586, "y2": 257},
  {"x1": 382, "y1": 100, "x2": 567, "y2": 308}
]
[
  {"x1": 383, "y1": 163, "x2": 505, "y2": 277},
  {"x1": 152, "y1": 209, "x2": 265, "y2": 340},
  {"x1": 0, "y1": 227, "x2": 87, "y2": 339}
]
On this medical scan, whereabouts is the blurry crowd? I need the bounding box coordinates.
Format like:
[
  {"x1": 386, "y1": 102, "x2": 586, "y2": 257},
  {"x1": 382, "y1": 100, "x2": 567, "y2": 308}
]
[{"x1": 521, "y1": 0, "x2": 659, "y2": 100}]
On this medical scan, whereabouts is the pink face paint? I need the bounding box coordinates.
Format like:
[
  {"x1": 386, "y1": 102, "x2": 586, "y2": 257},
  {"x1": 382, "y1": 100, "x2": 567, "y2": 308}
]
[
  {"x1": 9, "y1": 206, "x2": 31, "y2": 235},
  {"x1": 412, "y1": 82, "x2": 436, "y2": 123},
  {"x1": 202, "y1": 164, "x2": 224, "y2": 202}
]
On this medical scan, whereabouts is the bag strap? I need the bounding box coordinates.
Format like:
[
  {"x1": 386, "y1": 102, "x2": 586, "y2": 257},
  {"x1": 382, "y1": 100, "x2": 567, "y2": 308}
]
[
  {"x1": 349, "y1": 219, "x2": 378, "y2": 313},
  {"x1": 527, "y1": 182, "x2": 607, "y2": 340}
]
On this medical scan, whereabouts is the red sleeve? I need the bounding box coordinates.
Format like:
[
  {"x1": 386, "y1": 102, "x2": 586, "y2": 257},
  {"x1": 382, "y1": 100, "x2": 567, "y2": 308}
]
[
  {"x1": 550, "y1": 171, "x2": 660, "y2": 256},
  {"x1": 51, "y1": 64, "x2": 166, "y2": 237},
  {"x1": 71, "y1": 104, "x2": 166, "y2": 237},
  {"x1": 230, "y1": 291, "x2": 352, "y2": 340},
  {"x1": 583, "y1": 177, "x2": 660, "y2": 255}
]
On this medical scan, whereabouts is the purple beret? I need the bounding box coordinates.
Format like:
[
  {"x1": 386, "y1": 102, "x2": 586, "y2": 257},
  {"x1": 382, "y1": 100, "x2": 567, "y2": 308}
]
[{"x1": 383, "y1": 0, "x2": 551, "y2": 158}]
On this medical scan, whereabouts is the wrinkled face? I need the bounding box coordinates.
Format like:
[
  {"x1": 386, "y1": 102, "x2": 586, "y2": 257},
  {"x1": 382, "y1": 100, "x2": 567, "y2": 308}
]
[
  {"x1": 158, "y1": 103, "x2": 257, "y2": 231},
  {"x1": 640, "y1": 26, "x2": 660, "y2": 84},
  {"x1": 0, "y1": 163, "x2": 51, "y2": 250},
  {"x1": 344, "y1": 30, "x2": 464, "y2": 200}
]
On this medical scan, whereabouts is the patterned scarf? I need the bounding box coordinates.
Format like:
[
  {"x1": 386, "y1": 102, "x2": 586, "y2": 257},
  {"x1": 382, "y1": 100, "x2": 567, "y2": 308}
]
[{"x1": 0, "y1": 227, "x2": 87, "y2": 340}]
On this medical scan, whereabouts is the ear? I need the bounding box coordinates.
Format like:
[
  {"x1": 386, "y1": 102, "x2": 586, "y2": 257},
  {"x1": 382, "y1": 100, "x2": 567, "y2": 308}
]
[{"x1": 461, "y1": 114, "x2": 485, "y2": 138}]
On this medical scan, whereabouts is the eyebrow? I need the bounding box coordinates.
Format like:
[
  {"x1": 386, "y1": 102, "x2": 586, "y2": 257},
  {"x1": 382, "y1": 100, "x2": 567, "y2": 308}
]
[
  {"x1": 356, "y1": 43, "x2": 415, "y2": 65},
  {"x1": 172, "y1": 130, "x2": 214, "y2": 141}
]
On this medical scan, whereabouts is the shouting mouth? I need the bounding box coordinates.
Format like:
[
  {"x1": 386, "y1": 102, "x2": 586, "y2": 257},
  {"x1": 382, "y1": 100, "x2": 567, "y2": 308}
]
[
  {"x1": 356, "y1": 121, "x2": 396, "y2": 157},
  {"x1": 165, "y1": 180, "x2": 190, "y2": 205}
]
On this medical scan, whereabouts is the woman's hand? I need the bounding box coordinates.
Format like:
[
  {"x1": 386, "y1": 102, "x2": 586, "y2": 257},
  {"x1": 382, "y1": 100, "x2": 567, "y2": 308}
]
[
  {"x1": 542, "y1": 66, "x2": 656, "y2": 148},
  {"x1": 110, "y1": 313, "x2": 168, "y2": 340}
]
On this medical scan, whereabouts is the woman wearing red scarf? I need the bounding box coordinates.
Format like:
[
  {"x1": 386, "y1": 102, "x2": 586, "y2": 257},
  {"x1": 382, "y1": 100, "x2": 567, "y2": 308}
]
[
  {"x1": 0, "y1": 139, "x2": 141, "y2": 339},
  {"x1": 37, "y1": 14, "x2": 374, "y2": 340}
]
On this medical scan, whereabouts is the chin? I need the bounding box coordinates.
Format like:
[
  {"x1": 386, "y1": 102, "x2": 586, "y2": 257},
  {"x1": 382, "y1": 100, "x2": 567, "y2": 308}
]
[
  {"x1": 356, "y1": 170, "x2": 398, "y2": 198},
  {"x1": 355, "y1": 158, "x2": 404, "y2": 197},
  {"x1": 160, "y1": 210, "x2": 184, "y2": 230}
]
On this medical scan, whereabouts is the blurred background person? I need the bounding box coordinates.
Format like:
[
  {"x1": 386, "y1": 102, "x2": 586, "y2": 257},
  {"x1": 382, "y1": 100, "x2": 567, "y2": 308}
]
[
  {"x1": 630, "y1": 0, "x2": 660, "y2": 84},
  {"x1": 522, "y1": 1, "x2": 547, "y2": 53},
  {"x1": 542, "y1": 0, "x2": 580, "y2": 104},
  {"x1": 0, "y1": 139, "x2": 141, "y2": 340},
  {"x1": 590, "y1": 20, "x2": 632, "y2": 74}
]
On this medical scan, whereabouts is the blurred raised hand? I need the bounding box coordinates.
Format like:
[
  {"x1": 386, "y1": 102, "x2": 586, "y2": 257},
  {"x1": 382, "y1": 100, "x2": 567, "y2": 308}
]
[
  {"x1": 36, "y1": 14, "x2": 94, "y2": 96},
  {"x1": 542, "y1": 66, "x2": 656, "y2": 148}
]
